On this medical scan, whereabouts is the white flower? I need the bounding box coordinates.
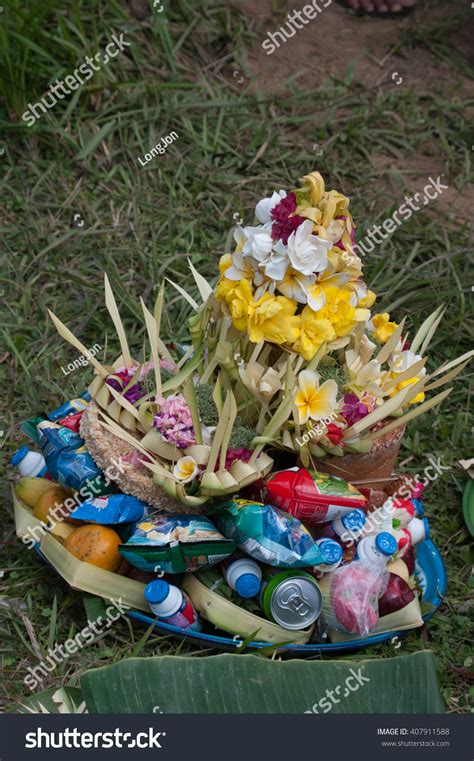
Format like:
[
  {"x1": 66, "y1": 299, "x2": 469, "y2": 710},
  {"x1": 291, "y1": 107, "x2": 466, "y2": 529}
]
[
  {"x1": 277, "y1": 269, "x2": 314, "y2": 303},
  {"x1": 389, "y1": 350, "x2": 426, "y2": 377},
  {"x1": 225, "y1": 250, "x2": 259, "y2": 281},
  {"x1": 255, "y1": 190, "x2": 286, "y2": 224},
  {"x1": 173, "y1": 456, "x2": 199, "y2": 483},
  {"x1": 242, "y1": 226, "x2": 273, "y2": 260},
  {"x1": 287, "y1": 220, "x2": 331, "y2": 276},
  {"x1": 263, "y1": 249, "x2": 289, "y2": 281}
]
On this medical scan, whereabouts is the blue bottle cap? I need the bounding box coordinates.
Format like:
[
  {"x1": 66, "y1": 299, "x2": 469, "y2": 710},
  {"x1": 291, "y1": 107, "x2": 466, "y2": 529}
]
[
  {"x1": 144, "y1": 580, "x2": 169, "y2": 604},
  {"x1": 10, "y1": 446, "x2": 29, "y2": 466},
  {"x1": 342, "y1": 509, "x2": 366, "y2": 531},
  {"x1": 412, "y1": 499, "x2": 424, "y2": 516},
  {"x1": 235, "y1": 573, "x2": 261, "y2": 598},
  {"x1": 375, "y1": 531, "x2": 398, "y2": 557},
  {"x1": 319, "y1": 539, "x2": 343, "y2": 565}
]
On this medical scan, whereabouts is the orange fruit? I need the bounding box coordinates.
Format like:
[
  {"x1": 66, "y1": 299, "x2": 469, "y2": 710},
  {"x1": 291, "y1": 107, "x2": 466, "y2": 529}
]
[
  {"x1": 33, "y1": 486, "x2": 73, "y2": 523},
  {"x1": 64, "y1": 524, "x2": 122, "y2": 572}
]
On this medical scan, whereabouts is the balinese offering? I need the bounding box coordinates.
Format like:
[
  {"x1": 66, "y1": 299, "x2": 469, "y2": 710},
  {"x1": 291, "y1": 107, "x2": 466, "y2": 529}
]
[{"x1": 12, "y1": 170, "x2": 470, "y2": 651}]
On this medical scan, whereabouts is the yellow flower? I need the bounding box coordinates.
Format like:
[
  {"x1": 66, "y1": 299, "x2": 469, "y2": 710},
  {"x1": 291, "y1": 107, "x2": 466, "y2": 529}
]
[
  {"x1": 314, "y1": 285, "x2": 364, "y2": 338},
  {"x1": 228, "y1": 278, "x2": 254, "y2": 331},
  {"x1": 371, "y1": 313, "x2": 398, "y2": 343},
  {"x1": 219, "y1": 254, "x2": 232, "y2": 275},
  {"x1": 390, "y1": 377, "x2": 425, "y2": 405},
  {"x1": 293, "y1": 307, "x2": 336, "y2": 361},
  {"x1": 173, "y1": 456, "x2": 199, "y2": 483},
  {"x1": 358, "y1": 289, "x2": 376, "y2": 309},
  {"x1": 294, "y1": 369, "x2": 338, "y2": 424},
  {"x1": 216, "y1": 275, "x2": 239, "y2": 304},
  {"x1": 248, "y1": 293, "x2": 299, "y2": 345},
  {"x1": 216, "y1": 255, "x2": 241, "y2": 303}
]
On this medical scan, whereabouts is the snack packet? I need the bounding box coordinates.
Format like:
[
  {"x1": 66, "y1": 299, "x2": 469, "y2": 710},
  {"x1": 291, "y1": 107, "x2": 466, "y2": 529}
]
[
  {"x1": 212, "y1": 499, "x2": 325, "y2": 568},
  {"x1": 37, "y1": 420, "x2": 112, "y2": 494},
  {"x1": 264, "y1": 468, "x2": 367, "y2": 525},
  {"x1": 47, "y1": 393, "x2": 91, "y2": 422},
  {"x1": 118, "y1": 514, "x2": 235, "y2": 573},
  {"x1": 69, "y1": 494, "x2": 147, "y2": 524}
]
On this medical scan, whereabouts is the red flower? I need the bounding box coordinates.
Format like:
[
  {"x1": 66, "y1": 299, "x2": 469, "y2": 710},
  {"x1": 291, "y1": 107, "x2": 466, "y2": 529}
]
[
  {"x1": 270, "y1": 192, "x2": 306, "y2": 244},
  {"x1": 325, "y1": 423, "x2": 344, "y2": 446}
]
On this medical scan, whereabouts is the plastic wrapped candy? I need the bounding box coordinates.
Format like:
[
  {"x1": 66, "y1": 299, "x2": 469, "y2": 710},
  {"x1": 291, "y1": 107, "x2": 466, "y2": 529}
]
[{"x1": 319, "y1": 561, "x2": 388, "y2": 636}]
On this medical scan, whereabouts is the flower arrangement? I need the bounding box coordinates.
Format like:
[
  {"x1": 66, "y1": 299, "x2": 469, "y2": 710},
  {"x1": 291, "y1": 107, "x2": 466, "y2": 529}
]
[
  {"x1": 215, "y1": 171, "x2": 373, "y2": 360},
  {"x1": 48, "y1": 170, "x2": 472, "y2": 509}
]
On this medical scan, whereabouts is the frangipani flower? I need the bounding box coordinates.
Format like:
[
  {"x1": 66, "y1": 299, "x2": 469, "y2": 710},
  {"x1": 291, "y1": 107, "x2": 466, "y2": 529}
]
[
  {"x1": 276, "y1": 267, "x2": 314, "y2": 303},
  {"x1": 255, "y1": 190, "x2": 287, "y2": 224},
  {"x1": 388, "y1": 350, "x2": 426, "y2": 377},
  {"x1": 173, "y1": 456, "x2": 199, "y2": 483},
  {"x1": 225, "y1": 249, "x2": 260, "y2": 281},
  {"x1": 369, "y1": 313, "x2": 398, "y2": 343},
  {"x1": 295, "y1": 370, "x2": 338, "y2": 424},
  {"x1": 287, "y1": 220, "x2": 331, "y2": 276}
]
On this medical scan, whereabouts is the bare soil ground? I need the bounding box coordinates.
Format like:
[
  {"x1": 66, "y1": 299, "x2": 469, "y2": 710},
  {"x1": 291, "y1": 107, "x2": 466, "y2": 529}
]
[{"x1": 234, "y1": 0, "x2": 474, "y2": 218}]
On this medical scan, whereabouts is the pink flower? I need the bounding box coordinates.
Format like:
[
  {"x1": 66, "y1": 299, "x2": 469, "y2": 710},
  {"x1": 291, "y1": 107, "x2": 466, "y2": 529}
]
[
  {"x1": 271, "y1": 192, "x2": 306, "y2": 244},
  {"x1": 153, "y1": 394, "x2": 196, "y2": 449},
  {"x1": 342, "y1": 393, "x2": 369, "y2": 426},
  {"x1": 224, "y1": 447, "x2": 253, "y2": 470}
]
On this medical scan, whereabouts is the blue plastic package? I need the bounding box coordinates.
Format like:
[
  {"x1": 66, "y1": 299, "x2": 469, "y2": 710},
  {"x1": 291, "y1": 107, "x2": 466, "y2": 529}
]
[
  {"x1": 37, "y1": 420, "x2": 113, "y2": 494},
  {"x1": 212, "y1": 499, "x2": 325, "y2": 568},
  {"x1": 47, "y1": 392, "x2": 91, "y2": 422},
  {"x1": 69, "y1": 494, "x2": 147, "y2": 524}
]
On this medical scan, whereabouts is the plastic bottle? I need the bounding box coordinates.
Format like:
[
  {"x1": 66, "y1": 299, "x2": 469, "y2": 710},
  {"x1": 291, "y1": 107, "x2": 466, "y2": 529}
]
[
  {"x1": 356, "y1": 531, "x2": 398, "y2": 566},
  {"x1": 10, "y1": 446, "x2": 48, "y2": 478},
  {"x1": 319, "y1": 508, "x2": 367, "y2": 543},
  {"x1": 144, "y1": 579, "x2": 201, "y2": 632},
  {"x1": 313, "y1": 538, "x2": 343, "y2": 573},
  {"x1": 407, "y1": 516, "x2": 429, "y2": 544},
  {"x1": 221, "y1": 556, "x2": 262, "y2": 598}
]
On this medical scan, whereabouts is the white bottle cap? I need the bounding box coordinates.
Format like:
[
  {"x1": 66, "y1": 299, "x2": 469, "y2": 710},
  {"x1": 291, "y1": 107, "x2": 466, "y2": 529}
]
[{"x1": 407, "y1": 517, "x2": 429, "y2": 545}]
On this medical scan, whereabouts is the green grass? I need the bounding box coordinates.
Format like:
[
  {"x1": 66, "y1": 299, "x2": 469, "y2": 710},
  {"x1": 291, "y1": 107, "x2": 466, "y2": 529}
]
[{"x1": 0, "y1": 0, "x2": 473, "y2": 714}]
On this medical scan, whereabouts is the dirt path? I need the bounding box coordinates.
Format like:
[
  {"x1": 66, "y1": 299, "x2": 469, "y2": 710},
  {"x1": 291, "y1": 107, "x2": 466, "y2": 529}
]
[{"x1": 234, "y1": 0, "x2": 473, "y2": 219}]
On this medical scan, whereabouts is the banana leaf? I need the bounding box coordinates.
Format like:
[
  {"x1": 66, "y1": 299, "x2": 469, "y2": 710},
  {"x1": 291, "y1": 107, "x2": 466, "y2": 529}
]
[
  {"x1": 13, "y1": 687, "x2": 87, "y2": 714},
  {"x1": 79, "y1": 651, "x2": 444, "y2": 714}
]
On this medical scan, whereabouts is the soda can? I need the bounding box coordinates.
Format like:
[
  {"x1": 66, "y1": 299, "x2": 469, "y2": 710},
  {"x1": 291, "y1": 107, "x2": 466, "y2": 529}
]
[{"x1": 261, "y1": 570, "x2": 322, "y2": 630}]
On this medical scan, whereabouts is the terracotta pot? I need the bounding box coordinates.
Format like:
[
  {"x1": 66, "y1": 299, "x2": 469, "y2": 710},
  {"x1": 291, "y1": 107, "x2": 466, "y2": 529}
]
[{"x1": 314, "y1": 423, "x2": 406, "y2": 489}]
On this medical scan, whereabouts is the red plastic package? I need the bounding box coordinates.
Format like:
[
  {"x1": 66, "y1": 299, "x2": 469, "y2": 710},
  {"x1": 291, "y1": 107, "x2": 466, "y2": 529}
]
[
  {"x1": 58, "y1": 411, "x2": 84, "y2": 433},
  {"x1": 265, "y1": 468, "x2": 367, "y2": 525}
]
